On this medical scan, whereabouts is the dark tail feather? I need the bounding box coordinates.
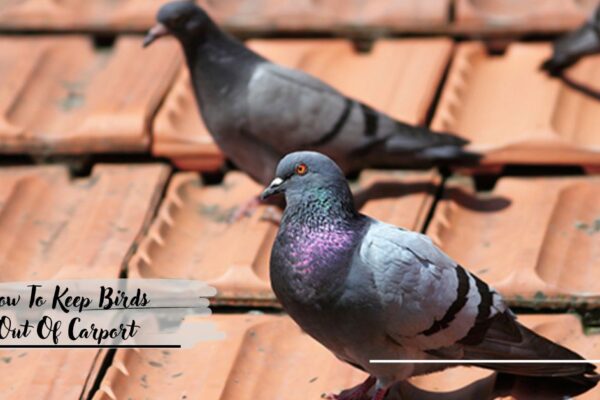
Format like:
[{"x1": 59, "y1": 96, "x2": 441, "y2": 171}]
[
  {"x1": 540, "y1": 58, "x2": 568, "y2": 77},
  {"x1": 494, "y1": 372, "x2": 600, "y2": 400},
  {"x1": 433, "y1": 131, "x2": 470, "y2": 148},
  {"x1": 540, "y1": 20, "x2": 600, "y2": 76},
  {"x1": 412, "y1": 131, "x2": 482, "y2": 166},
  {"x1": 417, "y1": 144, "x2": 482, "y2": 166},
  {"x1": 381, "y1": 126, "x2": 481, "y2": 167},
  {"x1": 464, "y1": 313, "x2": 599, "y2": 398}
]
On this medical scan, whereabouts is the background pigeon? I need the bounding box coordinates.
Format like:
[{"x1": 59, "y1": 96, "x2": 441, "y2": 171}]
[
  {"x1": 541, "y1": 5, "x2": 600, "y2": 75},
  {"x1": 262, "y1": 151, "x2": 599, "y2": 400},
  {"x1": 144, "y1": 1, "x2": 475, "y2": 187}
]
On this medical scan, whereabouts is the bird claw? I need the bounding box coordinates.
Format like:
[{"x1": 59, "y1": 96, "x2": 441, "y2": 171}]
[
  {"x1": 227, "y1": 196, "x2": 261, "y2": 224},
  {"x1": 321, "y1": 391, "x2": 370, "y2": 400},
  {"x1": 323, "y1": 376, "x2": 377, "y2": 400},
  {"x1": 371, "y1": 388, "x2": 389, "y2": 400},
  {"x1": 259, "y1": 206, "x2": 282, "y2": 225}
]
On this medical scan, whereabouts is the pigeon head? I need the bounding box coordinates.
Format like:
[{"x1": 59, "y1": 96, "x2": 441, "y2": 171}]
[
  {"x1": 261, "y1": 152, "x2": 356, "y2": 215},
  {"x1": 143, "y1": 1, "x2": 213, "y2": 47}
]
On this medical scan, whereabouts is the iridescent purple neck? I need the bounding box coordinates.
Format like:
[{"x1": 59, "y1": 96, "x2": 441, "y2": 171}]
[
  {"x1": 271, "y1": 183, "x2": 367, "y2": 303},
  {"x1": 279, "y1": 183, "x2": 363, "y2": 274},
  {"x1": 282, "y1": 222, "x2": 357, "y2": 273}
]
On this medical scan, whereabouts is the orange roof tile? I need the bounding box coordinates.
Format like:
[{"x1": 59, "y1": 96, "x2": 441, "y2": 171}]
[
  {"x1": 0, "y1": 163, "x2": 170, "y2": 279},
  {"x1": 0, "y1": 0, "x2": 450, "y2": 32},
  {"x1": 0, "y1": 163, "x2": 169, "y2": 400},
  {"x1": 432, "y1": 42, "x2": 600, "y2": 170},
  {"x1": 0, "y1": 348, "x2": 106, "y2": 400},
  {"x1": 427, "y1": 176, "x2": 600, "y2": 308},
  {"x1": 455, "y1": 0, "x2": 598, "y2": 33},
  {"x1": 0, "y1": 36, "x2": 181, "y2": 154}
]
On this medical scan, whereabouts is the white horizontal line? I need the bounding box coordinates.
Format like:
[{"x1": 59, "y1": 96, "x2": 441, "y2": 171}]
[{"x1": 370, "y1": 360, "x2": 600, "y2": 364}]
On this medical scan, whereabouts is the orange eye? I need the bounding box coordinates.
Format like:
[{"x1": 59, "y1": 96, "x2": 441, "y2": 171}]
[{"x1": 295, "y1": 163, "x2": 308, "y2": 176}]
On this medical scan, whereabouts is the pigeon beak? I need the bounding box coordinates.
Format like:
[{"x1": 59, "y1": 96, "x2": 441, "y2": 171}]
[
  {"x1": 261, "y1": 177, "x2": 284, "y2": 200},
  {"x1": 143, "y1": 23, "x2": 170, "y2": 48}
]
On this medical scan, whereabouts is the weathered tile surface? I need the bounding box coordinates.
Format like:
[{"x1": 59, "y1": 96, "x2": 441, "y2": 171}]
[
  {"x1": 0, "y1": 163, "x2": 170, "y2": 279},
  {"x1": 0, "y1": 163, "x2": 170, "y2": 400},
  {"x1": 432, "y1": 42, "x2": 600, "y2": 169},
  {"x1": 455, "y1": 0, "x2": 599, "y2": 33},
  {"x1": 427, "y1": 176, "x2": 600, "y2": 308},
  {"x1": 0, "y1": 36, "x2": 181, "y2": 154},
  {"x1": 0, "y1": 0, "x2": 450, "y2": 32}
]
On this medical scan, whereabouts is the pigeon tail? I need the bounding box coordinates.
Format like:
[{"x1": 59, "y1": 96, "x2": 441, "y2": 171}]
[
  {"x1": 540, "y1": 58, "x2": 560, "y2": 74},
  {"x1": 416, "y1": 144, "x2": 482, "y2": 165},
  {"x1": 384, "y1": 129, "x2": 480, "y2": 165},
  {"x1": 539, "y1": 58, "x2": 571, "y2": 77},
  {"x1": 539, "y1": 16, "x2": 600, "y2": 76}
]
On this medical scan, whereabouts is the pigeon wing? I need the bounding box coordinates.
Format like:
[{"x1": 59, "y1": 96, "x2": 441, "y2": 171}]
[
  {"x1": 358, "y1": 221, "x2": 595, "y2": 378},
  {"x1": 246, "y1": 63, "x2": 470, "y2": 160},
  {"x1": 246, "y1": 63, "x2": 364, "y2": 154}
]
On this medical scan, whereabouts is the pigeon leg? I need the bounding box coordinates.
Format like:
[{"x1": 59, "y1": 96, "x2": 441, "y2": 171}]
[
  {"x1": 371, "y1": 387, "x2": 390, "y2": 400},
  {"x1": 260, "y1": 205, "x2": 283, "y2": 224},
  {"x1": 229, "y1": 192, "x2": 285, "y2": 224},
  {"x1": 324, "y1": 376, "x2": 377, "y2": 400},
  {"x1": 228, "y1": 196, "x2": 261, "y2": 223}
]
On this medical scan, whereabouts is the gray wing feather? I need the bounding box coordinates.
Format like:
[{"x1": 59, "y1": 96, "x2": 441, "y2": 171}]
[
  {"x1": 246, "y1": 63, "x2": 364, "y2": 154},
  {"x1": 358, "y1": 221, "x2": 503, "y2": 350},
  {"x1": 359, "y1": 221, "x2": 595, "y2": 378}
]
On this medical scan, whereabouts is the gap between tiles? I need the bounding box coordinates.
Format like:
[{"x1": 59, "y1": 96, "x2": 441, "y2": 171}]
[
  {"x1": 424, "y1": 41, "x2": 454, "y2": 128},
  {"x1": 92, "y1": 34, "x2": 117, "y2": 50},
  {"x1": 420, "y1": 169, "x2": 449, "y2": 234},
  {"x1": 84, "y1": 350, "x2": 117, "y2": 400}
]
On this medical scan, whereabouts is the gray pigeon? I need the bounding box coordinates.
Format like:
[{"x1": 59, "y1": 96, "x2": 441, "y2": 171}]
[
  {"x1": 262, "y1": 151, "x2": 599, "y2": 400},
  {"x1": 144, "y1": 1, "x2": 475, "y2": 187},
  {"x1": 541, "y1": 5, "x2": 600, "y2": 75}
]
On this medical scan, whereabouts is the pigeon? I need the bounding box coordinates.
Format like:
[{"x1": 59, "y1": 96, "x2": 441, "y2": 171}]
[
  {"x1": 144, "y1": 1, "x2": 475, "y2": 187},
  {"x1": 262, "y1": 150, "x2": 599, "y2": 400},
  {"x1": 541, "y1": 5, "x2": 600, "y2": 75}
]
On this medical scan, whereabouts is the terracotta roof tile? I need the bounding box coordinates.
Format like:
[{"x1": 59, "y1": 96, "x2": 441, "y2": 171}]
[
  {"x1": 94, "y1": 314, "x2": 366, "y2": 400},
  {"x1": 427, "y1": 176, "x2": 600, "y2": 308},
  {"x1": 0, "y1": 0, "x2": 163, "y2": 31},
  {"x1": 201, "y1": 0, "x2": 451, "y2": 32},
  {"x1": 93, "y1": 313, "x2": 600, "y2": 400},
  {"x1": 0, "y1": 36, "x2": 181, "y2": 154},
  {"x1": 455, "y1": 0, "x2": 599, "y2": 33},
  {"x1": 0, "y1": 348, "x2": 106, "y2": 400},
  {"x1": 0, "y1": 163, "x2": 170, "y2": 279},
  {"x1": 0, "y1": 1, "x2": 450, "y2": 32},
  {"x1": 0, "y1": 163, "x2": 169, "y2": 399},
  {"x1": 128, "y1": 170, "x2": 437, "y2": 306},
  {"x1": 432, "y1": 42, "x2": 600, "y2": 170},
  {"x1": 153, "y1": 38, "x2": 453, "y2": 170}
]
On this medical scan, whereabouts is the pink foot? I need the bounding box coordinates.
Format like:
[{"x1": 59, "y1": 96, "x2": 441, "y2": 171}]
[
  {"x1": 325, "y1": 376, "x2": 376, "y2": 400},
  {"x1": 228, "y1": 196, "x2": 261, "y2": 223},
  {"x1": 372, "y1": 387, "x2": 389, "y2": 400},
  {"x1": 260, "y1": 206, "x2": 282, "y2": 224}
]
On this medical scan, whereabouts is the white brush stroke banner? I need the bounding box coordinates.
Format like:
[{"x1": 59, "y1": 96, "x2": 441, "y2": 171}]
[{"x1": 0, "y1": 279, "x2": 223, "y2": 348}]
